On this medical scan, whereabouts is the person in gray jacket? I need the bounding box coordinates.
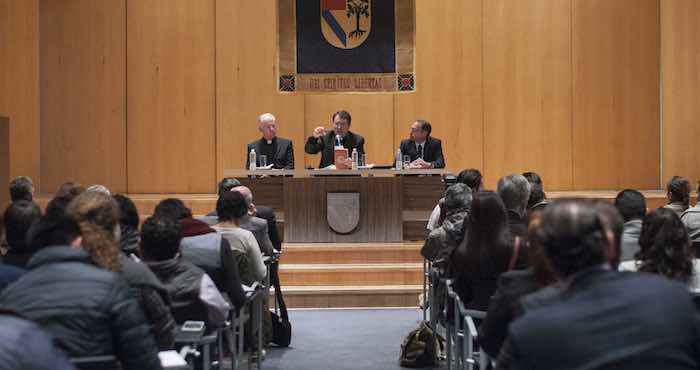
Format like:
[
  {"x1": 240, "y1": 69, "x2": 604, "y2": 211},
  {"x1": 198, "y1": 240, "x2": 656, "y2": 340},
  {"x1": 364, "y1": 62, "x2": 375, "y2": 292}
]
[
  {"x1": 231, "y1": 186, "x2": 275, "y2": 255},
  {"x1": 681, "y1": 180, "x2": 700, "y2": 244},
  {"x1": 614, "y1": 189, "x2": 646, "y2": 261}
]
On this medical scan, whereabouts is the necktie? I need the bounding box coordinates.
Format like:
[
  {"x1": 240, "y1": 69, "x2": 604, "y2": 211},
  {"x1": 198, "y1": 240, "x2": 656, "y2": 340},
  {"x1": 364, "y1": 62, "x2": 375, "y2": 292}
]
[{"x1": 418, "y1": 144, "x2": 423, "y2": 159}]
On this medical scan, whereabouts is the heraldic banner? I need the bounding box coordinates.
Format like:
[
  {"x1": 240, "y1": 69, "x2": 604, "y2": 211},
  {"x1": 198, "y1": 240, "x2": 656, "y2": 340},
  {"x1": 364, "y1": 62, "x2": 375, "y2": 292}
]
[{"x1": 278, "y1": 0, "x2": 415, "y2": 93}]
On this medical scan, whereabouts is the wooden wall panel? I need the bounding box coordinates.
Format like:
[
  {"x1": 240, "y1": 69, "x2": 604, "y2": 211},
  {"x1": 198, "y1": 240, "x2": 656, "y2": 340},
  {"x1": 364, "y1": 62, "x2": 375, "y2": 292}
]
[
  {"x1": 216, "y1": 0, "x2": 305, "y2": 176},
  {"x1": 661, "y1": 0, "x2": 700, "y2": 186},
  {"x1": 572, "y1": 0, "x2": 660, "y2": 190},
  {"x1": 0, "y1": 0, "x2": 39, "y2": 184},
  {"x1": 127, "y1": 0, "x2": 215, "y2": 193},
  {"x1": 483, "y1": 0, "x2": 572, "y2": 190},
  {"x1": 394, "y1": 0, "x2": 483, "y2": 174},
  {"x1": 40, "y1": 0, "x2": 126, "y2": 193}
]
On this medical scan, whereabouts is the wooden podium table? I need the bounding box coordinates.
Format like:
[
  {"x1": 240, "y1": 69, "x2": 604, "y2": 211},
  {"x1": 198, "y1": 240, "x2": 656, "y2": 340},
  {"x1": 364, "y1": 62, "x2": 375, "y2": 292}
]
[{"x1": 224, "y1": 169, "x2": 448, "y2": 242}]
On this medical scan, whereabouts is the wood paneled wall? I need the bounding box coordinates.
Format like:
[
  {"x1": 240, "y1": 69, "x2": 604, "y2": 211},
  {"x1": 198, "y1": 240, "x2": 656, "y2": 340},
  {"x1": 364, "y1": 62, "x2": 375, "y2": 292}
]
[{"x1": 15, "y1": 0, "x2": 698, "y2": 193}]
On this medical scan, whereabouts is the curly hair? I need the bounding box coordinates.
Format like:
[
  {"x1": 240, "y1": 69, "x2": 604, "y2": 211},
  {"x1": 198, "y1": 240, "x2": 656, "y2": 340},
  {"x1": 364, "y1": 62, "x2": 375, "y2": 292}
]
[
  {"x1": 65, "y1": 191, "x2": 122, "y2": 272},
  {"x1": 636, "y1": 207, "x2": 693, "y2": 283}
]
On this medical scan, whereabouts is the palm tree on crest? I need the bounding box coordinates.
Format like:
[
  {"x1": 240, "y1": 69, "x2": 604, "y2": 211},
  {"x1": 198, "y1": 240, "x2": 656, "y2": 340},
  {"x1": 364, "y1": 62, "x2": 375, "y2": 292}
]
[{"x1": 346, "y1": 0, "x2": 370, "y2": 38}]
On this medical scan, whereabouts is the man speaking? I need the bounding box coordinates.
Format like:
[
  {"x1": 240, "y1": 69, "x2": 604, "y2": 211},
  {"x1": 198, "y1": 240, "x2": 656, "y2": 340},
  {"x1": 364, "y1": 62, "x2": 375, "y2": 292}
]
[{"x1": 305, "y1": 110, "x2": 365, "y2": 168}]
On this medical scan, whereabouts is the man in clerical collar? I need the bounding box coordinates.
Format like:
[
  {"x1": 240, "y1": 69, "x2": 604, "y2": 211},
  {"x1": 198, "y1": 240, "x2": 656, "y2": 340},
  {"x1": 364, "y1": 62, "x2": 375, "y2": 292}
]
[
  {"x1": 246, "y1": 113, "x2": 295, "y2": 169},
  {"x1": 399, "y1": 119, "x2": 445, "y2": 168}
]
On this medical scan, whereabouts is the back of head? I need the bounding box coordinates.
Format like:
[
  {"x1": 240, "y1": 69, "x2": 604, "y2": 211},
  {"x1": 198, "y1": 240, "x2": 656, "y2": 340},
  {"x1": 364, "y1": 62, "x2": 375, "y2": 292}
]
[
  {"x1": 497, "y1": 174, "x2": 531, "y2": 215},
  {"x1": 153, "y1": 198, "x2": 192, "y2": 221},
  {"x1": 231, "y1": 186, "x2": 254, "y2": 207},
  {"x1": 614, "y1": 189, "x2": 646, "y2": 222},
  {"x1": 537, "y1": 199, "x2": 609, "y2": 278},
  {"x1": 3, "y1": 201, "x2": 41, "y2": 251},
  {"x1": 140, "y1": 216, "x2": 182, "y2": 261},
  {"x1": 522, "y1": 172, "x2": 542, "y2": 185},
  {"x1": 523, "y1": 172, "x2": 546, "y2": 208},
  {"x1": 9, "y1": 176, "x2": 33, "y2": 202},
  {"x1": 667, "y1": 176, "x2": 691, "y2": 205},
  {"x1": 113, "y1": 194, "x2": 140, "y2": 228},
  {"x1": 456, "y1": 168, "x2": 483, "y2": 193},
  {"x1": 637, "y1": 207, "x2": 692, "y2": 282},
  {"x1": 27, "y1": 211, "x2": 82, "y2": 252},
  {"x1": 55, "y1": 182, "x2": 85, "y2": 200},
  {"x1": 469, "y1": 191, "x2": 508, "y2": 237},
  {"x1": 85, "y1": 184, "x2": 111, "y2": 196},
  {"x1": 592, "y1": 200, "x2": 624, "y2": 268},
  {"x1": 443, "y1": 183, "x2": 472, "y2": 212},
  {"x1": 65, "y1": 192, "x2": 121, "y2": 271},
  {"x1": 463, "y1": 191, "x2": 511, "y2": 274},
  {"x1": 216, "y1": 191, "x2": 248, "y2": 222},
  {"x1": 217, "y1": 177, "x2": 241, "y2": 197}
]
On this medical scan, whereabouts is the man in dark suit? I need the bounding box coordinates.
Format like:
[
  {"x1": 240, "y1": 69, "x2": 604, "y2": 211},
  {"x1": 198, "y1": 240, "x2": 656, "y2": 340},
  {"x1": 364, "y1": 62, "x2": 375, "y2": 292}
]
[
  {"x1": 246, "y1": 113, "x2": 294, "y2": 169},
  {"x1": 399, "y1": 120, "x2": 445, "y2": 168},
  {"x1": 304, "y1": 110, "x2": 364, "y2": 169},
  {"x1": 498, "y1": 199, "x2": 700, "y2": 370}
]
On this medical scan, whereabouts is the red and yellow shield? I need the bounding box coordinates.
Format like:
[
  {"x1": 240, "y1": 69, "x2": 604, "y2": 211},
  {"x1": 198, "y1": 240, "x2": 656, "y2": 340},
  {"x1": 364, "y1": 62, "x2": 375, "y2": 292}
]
[{"x1": 320, "y1": 0, "x2": 372, "y2": 49}]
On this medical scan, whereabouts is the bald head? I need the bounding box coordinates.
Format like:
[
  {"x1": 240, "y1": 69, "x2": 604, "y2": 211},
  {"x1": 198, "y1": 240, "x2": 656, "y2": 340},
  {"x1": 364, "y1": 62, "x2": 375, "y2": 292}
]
[{"x1": 231, "y1": 186, "x2": 253, "y2": 208}]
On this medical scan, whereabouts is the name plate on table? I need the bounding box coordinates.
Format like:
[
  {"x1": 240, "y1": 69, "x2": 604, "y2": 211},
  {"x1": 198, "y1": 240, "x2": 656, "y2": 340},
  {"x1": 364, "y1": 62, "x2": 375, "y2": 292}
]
[{"x1": 327, "y1": 192, "x2": 360, "y2": 234}]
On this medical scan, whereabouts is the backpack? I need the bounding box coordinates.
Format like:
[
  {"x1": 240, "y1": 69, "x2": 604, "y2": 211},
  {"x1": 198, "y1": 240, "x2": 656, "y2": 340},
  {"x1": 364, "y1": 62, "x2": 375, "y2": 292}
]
[{"x1": 399, "y1": 320, "x2": 444, "y2": 368}]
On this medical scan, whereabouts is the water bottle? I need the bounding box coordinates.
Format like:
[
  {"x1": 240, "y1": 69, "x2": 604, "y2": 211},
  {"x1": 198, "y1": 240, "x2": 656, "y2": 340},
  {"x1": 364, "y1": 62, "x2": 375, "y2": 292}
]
[
  {"x1": 395, "y1": 149, "x2": 402, "y2": 170},
  {"x1": 249, "y1": 149, "x2": 257, "y2": 171},
  {"x1": 351, "y1": 148, "x2": 358, "y2": 170}
]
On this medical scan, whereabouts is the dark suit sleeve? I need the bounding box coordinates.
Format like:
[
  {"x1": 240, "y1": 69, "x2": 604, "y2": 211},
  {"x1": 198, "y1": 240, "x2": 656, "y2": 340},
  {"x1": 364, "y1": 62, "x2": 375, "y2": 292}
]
[
  {"x1": 432, "y1": 139, "x2": 445, "y2": 168},
  {"x1": 479, "y1": 275, "x2": 515, "y2": 357},
  {"x1": 399, "y1": 139, "x2": 408, "y2": 156},
  {"x1": 245, "y1": 143, "x2": 252, "y2": 169},
  {"x1": 356, "y1": 135, "x2": 365, "y2": 156},
  {"x1": 258, "y1": 207, "x2": 281, "y2": 252},
  {"x1": 285, "y1": 141, "x2": 295, "y2": 169},
  {"x1": 305, "y1": 136, "x2": 324, "y2": 154}
]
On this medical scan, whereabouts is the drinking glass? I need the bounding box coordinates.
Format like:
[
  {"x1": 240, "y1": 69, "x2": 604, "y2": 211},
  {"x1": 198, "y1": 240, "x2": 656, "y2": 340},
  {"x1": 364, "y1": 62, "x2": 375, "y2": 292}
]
[
  {"x1": 360, "y1": 154, "x2": 367, "y2": 167},
  {"x1": 403, "y1": 155, "x2": 411, "y2": 169},
  {"x1": 259, "y1": 155, "x2": 267, "y2": 168}
]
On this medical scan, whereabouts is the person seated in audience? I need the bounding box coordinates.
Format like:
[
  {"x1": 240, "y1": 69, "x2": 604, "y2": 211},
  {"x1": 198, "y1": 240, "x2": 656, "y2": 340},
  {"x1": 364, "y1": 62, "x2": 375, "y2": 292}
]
[
  {"x1": 140, "y1": 216, "x2": 229, "y2": 328},
  {"x1": 0, "y1": 308, "x2": 76, "y2": 370},
  {"x1": 421, "y1": 183, "x2": 472, "y2": 266},
  {"x1": 614, "y1": 189, "x2": 647, "y2": 261},
  {"x1": 113, "y1": 194, "x2": 141, "y2": 256},
  {"x1": 231, "y1": 186, "x2": 275, "y2": 255},
  {"x1": 151, "y1": 197, "x2": 247, "y2": 311},
  {"x1": 522, "y1": 171, "x2": 547, "y2": 211},
  {"x1": 205, "y1": 177, "x2": 242, "y2": 218},
  {"x1": 9, "y1": 176, "x2": 34, "y2": 203},
  {"x1": 451, "y1": 191, "x2": 516, "y2": 311},
  {"x1": 66, "y1": 192, "x2": 176, "y2": 350},
  {"x1": 0, "y1": 263, "x2": 23, "y2": 293},
  {"x1": 246, "y1": 113, "x2": 295, "y2": 169},
  {"x1": 427, "y1": 168, "x2": 483, "y2": 231},
  {"x1": 85, "y1": 184, "x2": 111, "y2": 195},
  {"x1": 479, "y1": 208, "x2": 555, "y2": 358},
  {"x1": 305, "y1": 110, "x2": 365, "y2": 169},
  {"x1": 213, "y1": 191, "x2": 267, "y2": 284},
  {"x1": 399, "y1": 119, "x2": 445, "y2": 169},
  {"x1": 2, "y1": 201, "x2": 41, "y2": 269},
  {"x1": 619, "y1": 207, "x2": 700, "y2": 290},
  {"x1": 681, "y1": 180, "x2": 700, "y2": 245},
  {"x1": 664, "y1": 176, "x2": 691, "y2": 217},
  {"x1": 0, "y1": 210, "x2": 163, "y2": 370},
  {"x1": 55, "y1": 182, "x2": 84, "y2": 199},
  {"x1": 498, "y1": 199, "x2": 700, "y2": 370},
  {"x1": 497, "y1": 174, "x2": 531, "y2": 238},
  {"x1": 593, "y1": 200, "x2": 624, "y2": 269}
]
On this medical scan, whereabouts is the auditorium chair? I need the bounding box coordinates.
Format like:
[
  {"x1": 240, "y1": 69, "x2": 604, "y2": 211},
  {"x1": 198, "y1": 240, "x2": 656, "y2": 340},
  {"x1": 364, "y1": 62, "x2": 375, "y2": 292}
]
[{"x1": 445, "y1": 280, "x2": 490, "y2": 370}]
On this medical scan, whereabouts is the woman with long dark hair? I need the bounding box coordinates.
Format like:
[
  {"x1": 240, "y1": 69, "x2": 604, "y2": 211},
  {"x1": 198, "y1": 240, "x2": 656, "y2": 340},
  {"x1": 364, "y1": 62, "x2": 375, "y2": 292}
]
[
  {"x1": 619, "y1": 207, "x2": 698, "y2": 289},
  {"x1": 451, "y1": 191, "x2": 515, "y2": 310}
]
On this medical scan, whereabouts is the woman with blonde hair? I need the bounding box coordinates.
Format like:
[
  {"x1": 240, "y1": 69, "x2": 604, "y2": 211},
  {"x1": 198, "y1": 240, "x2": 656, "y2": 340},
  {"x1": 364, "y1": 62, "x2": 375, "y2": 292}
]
[{"x1": 66, "y1": 191, "x2": 177, "y2": 349}]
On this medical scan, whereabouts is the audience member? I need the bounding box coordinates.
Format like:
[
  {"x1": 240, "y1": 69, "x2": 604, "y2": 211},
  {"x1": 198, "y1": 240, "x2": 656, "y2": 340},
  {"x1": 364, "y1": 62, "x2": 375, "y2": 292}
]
[
  {"x1": 0, "y1": 308, "x2": 76, "y2": 370},
  {"x1": 113, "y1": 194, "x2": 141, "y2": 256},
  {"x1": 522, "y1": 171, "x2": 547, "y2": 211},
  {"x1": 0, "y1": 263, "x2": 23, "y2": 293},
  {"x1": 421, "y1": 183, "x2": 472, "y2": 265},
  {"x1": 451, "y1": 191, "x2": 515, "y2": 311},
  {"x1": 427, "y1": 168, "x2": 483, "y2": 231},
  {"x1": 213, "y1": 192, "x2": 267, "y2": 284},
  {"x1": 665, "y1": 176, "x2": 691, "y2": 217},
  {"x1": 681, "y1": 180, "x2": 700, "y2": 244},
  {"x1": 0, "y1": 211, "x2": 162, "y2": 370},
  {"x1": 497, "y1": 174, "x2": 531, "y2": 238},
  {"x1": 593, "y1": 200, "x2": 625, "y2": 269},
  {"x1": 231, "y1": 186, "x2": 275, "y2": 255},
  {"x1": 141, "y1": 216, "x2": 229, "y2": 327},
  {"x1": 55, "y1": 182, "x2": 84, "y2": 199},
  {"x1": 9, "y1": 176, "x2": 33, "y2": 203},
  {"x1": 614, "y1": 189, "x2": 647, "y2": 261},
  {"x1": 498, "y1": 199, "x2": 700, "y2": 370},
  {"x1": 619, "y1": 207, "x2": 700, "y2": 290},
  {"x1": 2, "y1": 201, "x2": 41, "y2": 269},
  {"x1": 66, "y1": 192, "x2": 176, "y2": 350}
]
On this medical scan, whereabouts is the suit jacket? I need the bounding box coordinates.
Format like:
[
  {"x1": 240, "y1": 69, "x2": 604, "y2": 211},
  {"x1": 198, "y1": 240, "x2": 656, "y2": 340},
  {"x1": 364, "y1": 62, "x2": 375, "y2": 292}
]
[
  {"x1": 506, "y1": 267, "x2": 700, "y2": 370},
  {"x1": 399, "y1": 136, "x2": 445, "y2": 168},
  {"x1": 238, "y1": 215, "x2": 274, "y2": 256},
  {"x1": 304, "y1": 131, "x2": 365, "y2": 169},
  {"x1": 203, "y1": 205, "x2": 280, "y2": 252},
  {"x1": 246, "y1": 137, "x2": 294, "y2": 169}
]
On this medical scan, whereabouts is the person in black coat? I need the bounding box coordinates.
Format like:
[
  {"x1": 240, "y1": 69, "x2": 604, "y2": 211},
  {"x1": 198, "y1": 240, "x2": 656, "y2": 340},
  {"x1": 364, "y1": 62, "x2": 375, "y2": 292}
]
[
  {"x1": 305, "y1": 110, "x2": 365, "y2": 168},
  {"x1": 246, "y1": 113, "x2": 294, "y2": 169},
  {"x1": 0, "y1": 214, "x2": 162, "y2": 370},
  {"x1": 0, "y1": 264, "x2": 23, "y2": 292},
  {"x1": 498, "y1": 199, "x2": 700, "y2": 370},
  {"x1": 2, "y1": 200, "x2": 41, "y2": 269},
  {"x1": 399, "y1": 120, "x2": 445, "y2": 168}
]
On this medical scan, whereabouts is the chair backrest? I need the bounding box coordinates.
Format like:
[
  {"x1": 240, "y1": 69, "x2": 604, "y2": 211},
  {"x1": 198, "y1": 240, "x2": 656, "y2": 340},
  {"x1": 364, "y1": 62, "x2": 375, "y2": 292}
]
[
  {"x1": 693, "y1": 241, "x2": 700, "y2": 258},
  {"x1": 71, "y1": 355, "x2": 121, "y2": 370}
]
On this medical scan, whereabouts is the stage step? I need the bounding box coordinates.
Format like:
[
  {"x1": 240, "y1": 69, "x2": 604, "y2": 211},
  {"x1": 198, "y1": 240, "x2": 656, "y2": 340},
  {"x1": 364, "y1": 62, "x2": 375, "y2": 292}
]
[
  {"x1": 280, "y1": 242, "x2": 423, "y2": 264},
  {"x1": 270, "y1": 285, "x2": 423, "y2": 309},
  {"x1": 278, "y1": 263, "x2": 423, "y2": 286}
]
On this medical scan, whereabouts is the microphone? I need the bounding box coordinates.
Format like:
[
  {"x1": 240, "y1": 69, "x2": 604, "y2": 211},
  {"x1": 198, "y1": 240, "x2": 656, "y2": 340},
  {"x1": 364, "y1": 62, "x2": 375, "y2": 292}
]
[{"x1": 335, "y1": 134, "x2": 342, "y2": 147}]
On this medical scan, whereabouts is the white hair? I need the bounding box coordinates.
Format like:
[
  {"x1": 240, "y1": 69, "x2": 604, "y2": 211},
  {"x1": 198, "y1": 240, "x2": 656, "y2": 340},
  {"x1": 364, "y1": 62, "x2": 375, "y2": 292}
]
[
  {"x1": 258, "y1": 113, "x2": 276, "y2": 130},
  {"x1": 86, "y1": 184, "x2": 111, "y2": 196}
]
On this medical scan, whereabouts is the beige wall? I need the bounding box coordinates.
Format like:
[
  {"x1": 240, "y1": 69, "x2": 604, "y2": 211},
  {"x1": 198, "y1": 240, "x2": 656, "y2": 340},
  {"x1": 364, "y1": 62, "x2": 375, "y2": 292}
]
[{"x1": 1, "y1": 0, "x2": 697, "y2": 193}]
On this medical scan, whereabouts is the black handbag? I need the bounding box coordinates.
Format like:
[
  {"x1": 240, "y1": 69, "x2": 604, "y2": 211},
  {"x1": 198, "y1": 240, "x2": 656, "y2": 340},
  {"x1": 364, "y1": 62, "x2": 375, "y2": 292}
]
[{"x1": 270, "y1": 265, "x2": 292, "y2": 347}]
